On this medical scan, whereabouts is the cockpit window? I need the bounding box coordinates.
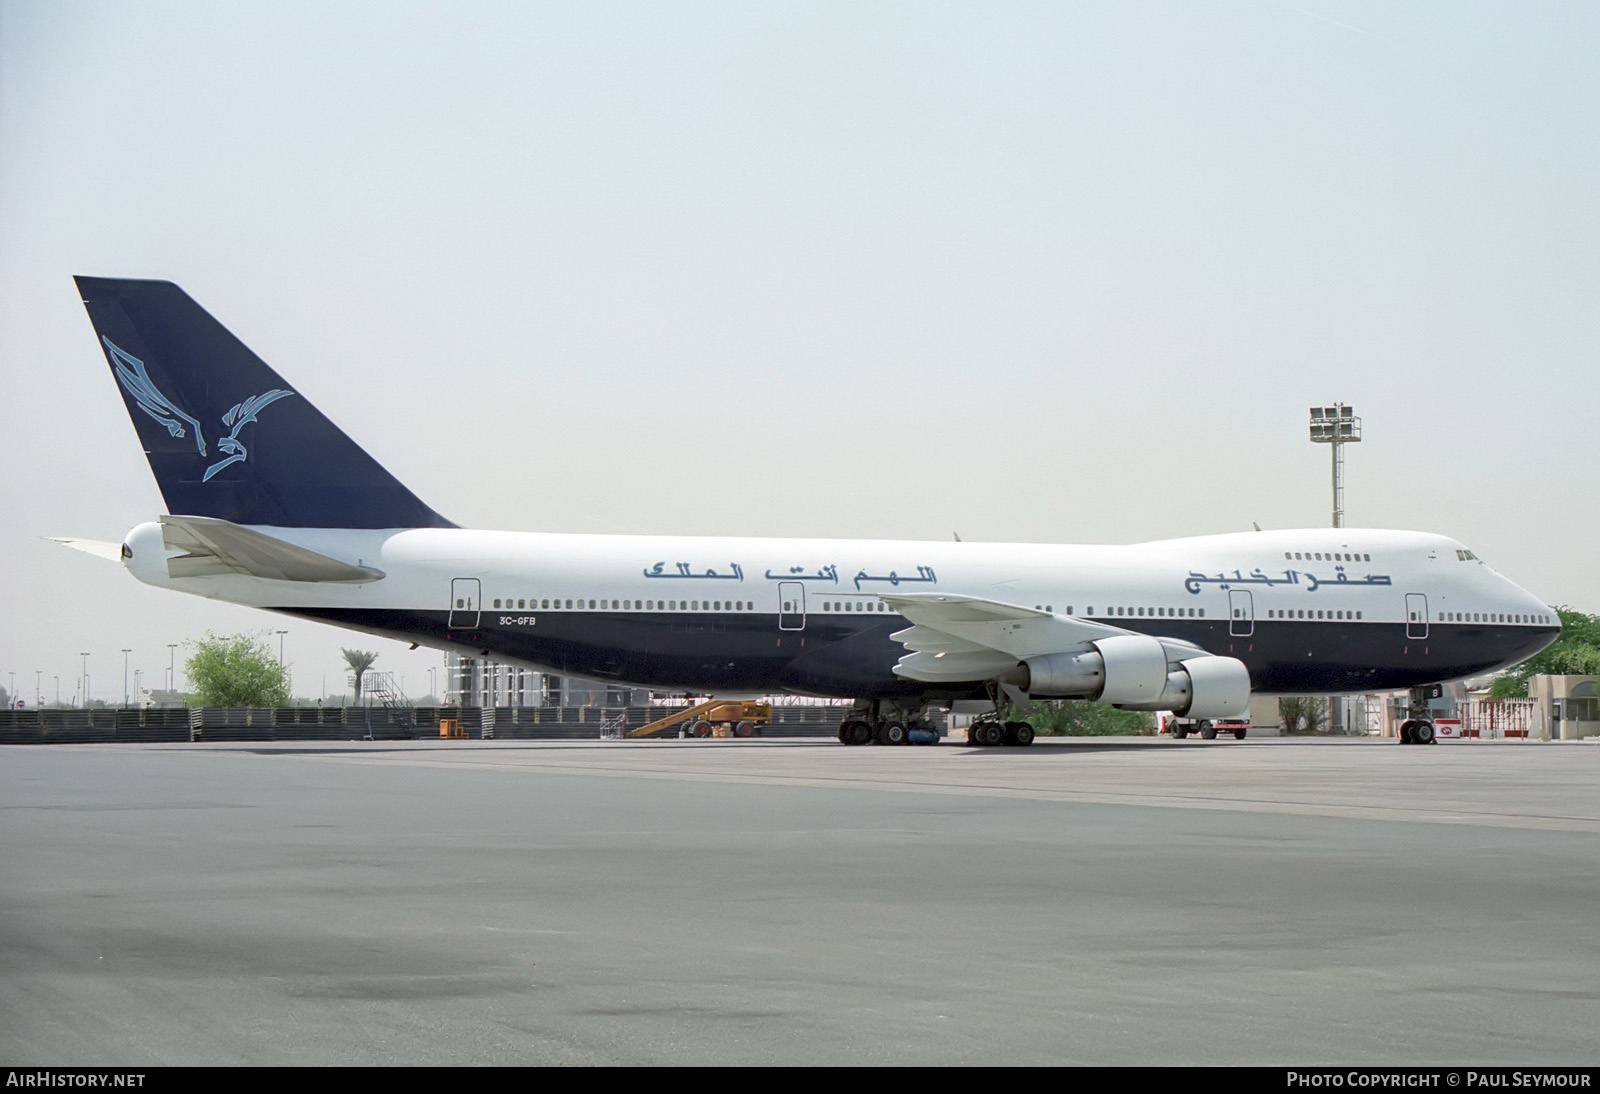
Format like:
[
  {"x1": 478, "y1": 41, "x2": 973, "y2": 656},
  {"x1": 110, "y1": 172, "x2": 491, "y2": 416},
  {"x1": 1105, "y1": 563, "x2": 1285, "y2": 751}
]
[{"x1": 1455, "y1": 549, "x2": 1480, "y2": 561}]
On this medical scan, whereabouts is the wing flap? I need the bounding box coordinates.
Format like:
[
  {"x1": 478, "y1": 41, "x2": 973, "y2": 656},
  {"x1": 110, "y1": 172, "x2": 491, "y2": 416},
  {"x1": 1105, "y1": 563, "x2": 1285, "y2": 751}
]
[
  {"x1": 880, "y1": 592, "x2": 1123, "y2": 660},
  {"x1": 880, "y1": 592, "x2": 1216, "y2": 687}
]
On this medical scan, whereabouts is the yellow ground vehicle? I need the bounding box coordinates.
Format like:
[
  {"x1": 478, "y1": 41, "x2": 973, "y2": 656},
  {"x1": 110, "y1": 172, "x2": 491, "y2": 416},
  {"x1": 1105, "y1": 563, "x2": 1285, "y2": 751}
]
[{"x1": 627, "y1": 700, "x2": 771, "y2": 739}]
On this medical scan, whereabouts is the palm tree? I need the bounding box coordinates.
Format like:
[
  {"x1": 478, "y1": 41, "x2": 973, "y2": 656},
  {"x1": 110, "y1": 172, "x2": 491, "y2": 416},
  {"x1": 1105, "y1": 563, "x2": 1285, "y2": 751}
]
[{"x1": 342, "y1": 649, "x2": 378, "y2": 704}]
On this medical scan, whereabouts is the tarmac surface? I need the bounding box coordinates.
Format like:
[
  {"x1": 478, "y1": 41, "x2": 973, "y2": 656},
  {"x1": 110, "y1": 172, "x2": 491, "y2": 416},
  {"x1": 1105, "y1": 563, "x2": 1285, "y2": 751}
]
[{"x1": 3, "y1": 734, "x2": 1597, "y2": 1066}]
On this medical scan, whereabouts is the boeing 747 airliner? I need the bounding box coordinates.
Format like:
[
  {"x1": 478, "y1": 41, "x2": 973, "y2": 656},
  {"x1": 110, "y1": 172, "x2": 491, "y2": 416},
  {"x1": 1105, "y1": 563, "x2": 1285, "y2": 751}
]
[{"x1": 60, "y1": 277, "x2": 1560, "y2": 746}]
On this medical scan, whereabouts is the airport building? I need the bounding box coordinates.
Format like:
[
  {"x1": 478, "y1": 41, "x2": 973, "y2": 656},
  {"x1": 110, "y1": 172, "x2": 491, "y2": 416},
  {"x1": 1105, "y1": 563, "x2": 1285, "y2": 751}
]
[{"x1": 446, "y1": 653, "x2": 645, "y2": 709}]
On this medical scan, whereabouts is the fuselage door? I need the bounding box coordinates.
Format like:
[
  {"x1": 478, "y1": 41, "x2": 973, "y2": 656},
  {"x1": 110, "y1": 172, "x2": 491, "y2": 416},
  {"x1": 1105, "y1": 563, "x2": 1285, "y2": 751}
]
[
  {"x1": 1406, "y1": 593, "x2": 1429, "y2": 640},
  {"x1": 1228, "y1": 589, "x2": 1254, "y2": 637},
  {"x1": 450, "y1": 578, "x2": 481, "y2": 629},
  {"x1": 778, "y1": 582, "x2": 805, "y2": 631}
]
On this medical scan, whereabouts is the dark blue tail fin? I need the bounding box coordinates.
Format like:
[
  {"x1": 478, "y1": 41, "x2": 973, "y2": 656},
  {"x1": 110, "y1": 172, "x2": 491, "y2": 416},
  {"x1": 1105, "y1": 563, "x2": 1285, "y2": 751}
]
[{"x1": 76, "y1": 276, "x2": 454, "y2": 529}]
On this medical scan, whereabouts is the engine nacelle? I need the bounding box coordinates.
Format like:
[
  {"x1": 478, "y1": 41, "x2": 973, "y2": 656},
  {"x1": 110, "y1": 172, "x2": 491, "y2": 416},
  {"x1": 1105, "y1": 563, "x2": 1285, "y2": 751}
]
[
  {"x1": 1171, "y1": 654, "x2": 1250, "y2": 719},
  {"x1": 1020, "y1": 634, "x2": 1168, "y2": 704},
  {"x1": 1019, "y1": 635, "x2": 1249, "y2": 719}
]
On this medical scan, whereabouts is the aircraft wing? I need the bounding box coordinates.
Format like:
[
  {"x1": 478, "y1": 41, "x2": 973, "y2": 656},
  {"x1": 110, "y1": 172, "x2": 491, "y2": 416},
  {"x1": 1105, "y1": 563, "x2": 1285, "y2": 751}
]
[
  {"x1": 880, "y1": 592, "x2": 1207, "y2": 684},
  {"x1": 157, "y1": 515, "x2": 384, "y2": 583}
]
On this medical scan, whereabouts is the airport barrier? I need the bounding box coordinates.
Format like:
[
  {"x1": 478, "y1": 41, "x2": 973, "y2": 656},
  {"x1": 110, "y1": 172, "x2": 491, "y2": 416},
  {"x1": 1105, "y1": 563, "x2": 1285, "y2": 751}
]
[
  {"x1": 0, "y1": 704, "x2": 896, "y2": 744},
  {"x1": 1458, "y1": 699, "x2": 1536, "y2": 739}
]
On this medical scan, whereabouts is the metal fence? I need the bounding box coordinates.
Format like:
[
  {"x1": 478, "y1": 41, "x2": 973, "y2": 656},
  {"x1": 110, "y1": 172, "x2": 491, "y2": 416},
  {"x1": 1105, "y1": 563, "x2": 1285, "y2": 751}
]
[
  {"x1": 1458, "y1": 699, "x2": 1536, "y2": 739},
  {"x1": 0, "y1": 703, "x2": 858, "y2": 744}
]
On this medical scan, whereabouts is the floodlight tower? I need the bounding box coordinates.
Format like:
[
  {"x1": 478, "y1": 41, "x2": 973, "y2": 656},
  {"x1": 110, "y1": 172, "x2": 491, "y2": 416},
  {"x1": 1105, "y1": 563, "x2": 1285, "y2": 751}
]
[
  {"x1": 1308, "y1": 404, "x2": 1361, "y2": 528},
  {"x1": 1309, "y1": 404, "x2": 1362, "y2": 736}
]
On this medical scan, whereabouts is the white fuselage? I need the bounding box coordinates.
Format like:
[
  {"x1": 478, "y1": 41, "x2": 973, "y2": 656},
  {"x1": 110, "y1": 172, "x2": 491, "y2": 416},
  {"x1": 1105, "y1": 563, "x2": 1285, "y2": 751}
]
[{"x1": 120, "y1": 522, "x2": 1558, "y2": 700}]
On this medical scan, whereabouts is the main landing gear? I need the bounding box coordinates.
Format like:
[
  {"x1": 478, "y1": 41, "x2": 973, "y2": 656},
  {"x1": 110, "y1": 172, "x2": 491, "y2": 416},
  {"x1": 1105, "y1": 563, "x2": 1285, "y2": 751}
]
[
  {"x1": 835, "y1": 700, "x2": 941, "y2": 746},
  {"x1": 963, "y1": 718, "x2": 1035, "y2": 748}
]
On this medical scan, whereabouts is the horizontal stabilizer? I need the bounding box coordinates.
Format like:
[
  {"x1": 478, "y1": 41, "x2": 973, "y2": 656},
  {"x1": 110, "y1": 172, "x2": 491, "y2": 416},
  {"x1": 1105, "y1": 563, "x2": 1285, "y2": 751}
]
[
  {"x1": 159, "y1": 515, "x2": 384, "y2": 583},
  {"x1": 47, "y1": 536, "x2": 125, "y2": 562}
]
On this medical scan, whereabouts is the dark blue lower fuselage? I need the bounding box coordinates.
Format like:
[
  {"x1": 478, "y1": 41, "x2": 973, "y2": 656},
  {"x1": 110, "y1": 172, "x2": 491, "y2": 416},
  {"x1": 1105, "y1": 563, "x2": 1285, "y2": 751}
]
[{"x1": 285, "y1": 606, "x2": 1559, "y2": 700}]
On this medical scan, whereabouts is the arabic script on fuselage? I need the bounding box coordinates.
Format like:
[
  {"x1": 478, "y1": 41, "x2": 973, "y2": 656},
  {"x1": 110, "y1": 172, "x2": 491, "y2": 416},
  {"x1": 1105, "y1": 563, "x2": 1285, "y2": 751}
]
[{"x1": 1183, "y1": 566, "x2": 1392, "y2": 594}]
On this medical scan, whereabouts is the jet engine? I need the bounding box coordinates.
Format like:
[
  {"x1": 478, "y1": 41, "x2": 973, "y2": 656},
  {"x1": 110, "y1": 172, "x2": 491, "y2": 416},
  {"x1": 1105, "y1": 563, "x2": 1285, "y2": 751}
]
[{"x1": 1013, "y1": 634, "x2": 1249, "y2": 719}]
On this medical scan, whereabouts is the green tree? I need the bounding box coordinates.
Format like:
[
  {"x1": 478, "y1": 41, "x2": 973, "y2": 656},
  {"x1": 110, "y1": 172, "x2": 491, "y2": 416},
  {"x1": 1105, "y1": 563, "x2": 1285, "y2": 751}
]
[
  {"x1": 185, "y1": 632, "x2": 290, "y2": 707},
  {"x1": 1006, "y1": 700, "x2": 1156, "y2": 736},
  {"x1": 1278, "y1": 696, "x2": 1327, "y2": 734},
  {"x1": 342, "y1": 648, "x2": 379, "y2": 704},
  {"x1": 1488, "y1": 608, "x2": 1600, "y2": 698}
]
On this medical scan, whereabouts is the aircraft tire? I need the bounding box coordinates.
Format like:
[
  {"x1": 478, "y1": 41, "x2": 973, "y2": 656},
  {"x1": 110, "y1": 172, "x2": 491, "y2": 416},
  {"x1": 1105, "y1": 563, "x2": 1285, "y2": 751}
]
[
  {"x1": 881, "y1": 721, "x2": 907, "y2": 745},
  {"x1": 982, "y1": 722, "x2": 1005, "y2": 747},
  {"x1": 849, "y1": 721, "x2": 873, "y2": 746},
  {"x1": 1400, "y1": 720, "x2": 1415, "y2": 744},
  {"x1": 1012, "y1": 723, "x2": 1035, "y2": 747},
  {"x1": 1414, "y1": 720, "x2": 1436, "y2": 746}
]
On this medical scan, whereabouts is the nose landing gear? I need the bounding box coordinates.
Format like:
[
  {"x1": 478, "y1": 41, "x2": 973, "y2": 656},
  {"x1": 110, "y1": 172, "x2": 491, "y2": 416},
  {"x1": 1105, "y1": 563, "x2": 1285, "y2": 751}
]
[{"x1": 1398, "y1": 685, "x2": 1442, "y2": 745}]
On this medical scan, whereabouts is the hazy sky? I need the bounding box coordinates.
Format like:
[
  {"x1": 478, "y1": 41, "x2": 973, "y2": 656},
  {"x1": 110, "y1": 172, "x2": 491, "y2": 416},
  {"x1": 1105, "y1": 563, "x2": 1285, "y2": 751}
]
[{"x1": 2, "y1": 1, "x2": 1594, "y2": 706}]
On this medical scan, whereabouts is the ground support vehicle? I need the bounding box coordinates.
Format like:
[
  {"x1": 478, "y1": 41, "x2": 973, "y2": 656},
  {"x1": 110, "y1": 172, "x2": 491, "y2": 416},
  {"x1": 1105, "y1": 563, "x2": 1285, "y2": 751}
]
[
  {"x1": 1168, "y1": 716, "x2": 1249, "y2": 740},
  {"x1": 628, "y1": 700, "x2": 771, "y2": 739}
]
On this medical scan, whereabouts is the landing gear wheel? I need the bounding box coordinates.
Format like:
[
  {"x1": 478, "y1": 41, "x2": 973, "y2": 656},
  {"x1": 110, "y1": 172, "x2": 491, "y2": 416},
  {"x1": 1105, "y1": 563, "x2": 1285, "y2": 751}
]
[
  {"x1": 1413, "y1": 719, "x2": 1436, "y2": 746},
  {"x1": 1199, "y1": 720, "x2": 1216, "y2": 740},
  {"x1": 1400, "y1": 719, "x2": 1415, "y2": 744},
  {"x1": 849, "y1": 720, "x2": 873, "y2": 746},
  {"x1": 982, "y1": 722, "x2": 1005, "y2": 747},
  {"x1": 1012, "y1": 723, "x2": 1035, "y2": 747},
  {"x1": 880, "y1": 721, "x2": 907, "y2": 745}
]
